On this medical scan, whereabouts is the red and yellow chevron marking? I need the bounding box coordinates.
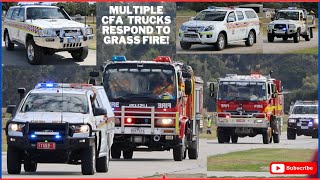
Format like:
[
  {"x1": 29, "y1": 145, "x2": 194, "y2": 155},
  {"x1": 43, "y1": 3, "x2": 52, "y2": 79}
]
[
  {"x1": 6, "y1": 21, "x2": 42, "y2": 34},
  {"x1": 225, "y1": 21, "x2": 259, "y2": 30}
]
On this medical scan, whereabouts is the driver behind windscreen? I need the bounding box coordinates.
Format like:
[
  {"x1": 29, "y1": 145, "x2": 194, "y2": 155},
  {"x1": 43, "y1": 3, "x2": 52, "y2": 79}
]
[{"x1": 153, "y1": 74, "x2": 174, "y2": 99}]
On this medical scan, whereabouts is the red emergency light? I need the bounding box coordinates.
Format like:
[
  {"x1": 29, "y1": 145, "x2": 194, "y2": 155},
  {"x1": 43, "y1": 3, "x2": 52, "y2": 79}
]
[
  {"x1": 126, "y1": 118, "x2": 133, "y2": 124},
  {"x1": 153, "y1": 56, "x2": 172, "y2": 63},
  {"x1": 254, "y1": 113, "x2": 266, "y2": 118}
]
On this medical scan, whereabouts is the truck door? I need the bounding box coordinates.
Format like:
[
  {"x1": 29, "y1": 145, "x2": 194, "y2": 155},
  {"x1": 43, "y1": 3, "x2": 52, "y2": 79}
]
[
  {"x1": 94, "y1": 87, "x2": 115, "y2": 155},
  {"x1": 235, "y1": 11, "x2": 247, "y2": 40},
  {"x1": 299, "y1": 11, "x2": 306, "y2": 33},
  {"x1": 16, "y1": 8, "x2": 25, "y2": 44},
  {"x1": 9, "y1": 8, "x2": 20, "y2": 42},
  {"x1": 226, "y1": 11, "x2": 238, "y2": 41}
]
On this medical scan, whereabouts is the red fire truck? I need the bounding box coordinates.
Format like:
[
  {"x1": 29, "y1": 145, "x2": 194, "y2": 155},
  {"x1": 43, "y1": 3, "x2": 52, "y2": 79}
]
[
  {"x1": 90, "y1": 56, "x2": 203, "y2": 161},
  {"x1": 209, "y1": 73, "x2": 284, "y2": 144}
]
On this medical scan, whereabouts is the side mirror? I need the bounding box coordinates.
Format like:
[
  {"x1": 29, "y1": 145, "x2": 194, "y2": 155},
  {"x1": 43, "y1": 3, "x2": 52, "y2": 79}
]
[
  {"x1": 100, "y1": 65, "x2": 104, "y2": 71},
  {"x1": 18, "y1": 88, "x2": 26, "y2": 95},
  {"x1": 88, "y1": 78, "x2": 96, "y2": 85},
  {"x1": 94, "y1": 107, "x2": 108, "y2": 116},
  {"x1": 6, "y1": 105, "x2": 16, "y2": 114},
  {"x1": 189, "y1": 17, "x2": 195, "y2": 21},
  {"x1": 271, "y1": 17, "x2": 274, "y2": 21},
  {"x1": 18, "y1": 17, "x2": 25, "y2": 22},
  {"x1": 184, "y1": 79, "x2": 192, "y2": 95},
  {"x1": 227, "y1": 17, "x2": 235, "y2": 23},
  {"x1": 89, "y1": 71, "x2": 99, "y2": 77}
]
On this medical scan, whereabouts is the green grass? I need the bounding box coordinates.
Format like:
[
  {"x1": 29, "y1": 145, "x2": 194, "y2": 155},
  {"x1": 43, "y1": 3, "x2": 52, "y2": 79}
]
[
  {"x1": 287, "y1": 47, "x2": 318, "y2": 55},
  {"x1": 177, "y1": 10, "x2": 197, "y2": 17},
  {"x1": 200, "y1": 119, "x2": 217, "y2": 140},
  {"x1": 208, "y1": 148, "x2": 315, "y2": 172}
]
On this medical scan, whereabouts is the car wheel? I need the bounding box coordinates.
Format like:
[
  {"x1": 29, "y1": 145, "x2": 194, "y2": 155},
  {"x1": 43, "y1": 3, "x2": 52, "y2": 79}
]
[
  {"x1": 180, "y1": 41, "x2": 192, "y2": 50},
  {"x1": 267, "y1": 33, "x2": 274, "y2": 42},
  {"x1": 81, "y1": 143, "x2": 96, "y2": 175},
  {"x1": 111, "y1": 144, "x2": 121, "y2": 159},
  {"x1": 231, "y1": 135, "x2": 238, "y2": 143},
  {"x1": 71, "y1": 46, "x2": 88, "y2": 61},
  {"x1": 305, "y1": 29, "x2": 311, "y2": 41},
  {"x1": 293, "y1": 30, "x2": 300, "y2": 43},
  {"x1": 312, "y1": 130, "x2": 318, "y2": 139},
  {"x1": 217, "y1": 127, "x2": 224, "y2": 144},
  {"x1": 272, "y1": 132, "x2": 280, "y2": 143},
  {"x1": 173, "y1": 136, "x2": 186, "y2": 161},
  {"x1": 24, "y1": 160, "x2": 37, "y2": 172},
  {"x1": 262, "y1": 129, "x2": 270, "y2": 144},
  {"x1": 245, "y1": 30, "x2": 255, "y2": 46},
  {"x1": 7, "y1": 146, "x2": 22, "y2": 174},
  {"x1": 215, "y1": 33, "x2": 226, "y2": 51},
  {"x1": 123, "y1": 149, "x2": 133, "y2": 159},
  {"x1": 26, "y1": 39, "x2": 43, "y2": 65},
  {"x1": 287, "y1": 129, "x2": 296, "y2": 140},
  {"x1": 5, "y1": 32, "x2": 14, "y2": 50},
  {"x1": 96, "y1": 150, "x2": 110, "y2": 172}
]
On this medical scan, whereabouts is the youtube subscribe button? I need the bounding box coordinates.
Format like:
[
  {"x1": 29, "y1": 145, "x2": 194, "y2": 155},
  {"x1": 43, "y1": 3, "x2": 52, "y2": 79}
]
[{"x1": 270, "y1": 162, "x2": 317, "y2": 175}]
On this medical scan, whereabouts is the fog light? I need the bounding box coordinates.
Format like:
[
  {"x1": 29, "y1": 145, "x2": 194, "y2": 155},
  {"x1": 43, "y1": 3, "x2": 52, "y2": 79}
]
[{"x1": 165, "y1": 135, "x2": 174, "y2": 140}]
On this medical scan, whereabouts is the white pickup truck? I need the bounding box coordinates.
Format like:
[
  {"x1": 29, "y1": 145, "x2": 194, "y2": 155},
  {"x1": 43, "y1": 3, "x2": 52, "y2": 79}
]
[
  {"x1": 178, "y1": 7, "x2": 260, "y2": 51},
  {"x1": 267, "y1": 7, "x2": 316, "y2": 43},
  {"x1": 3, "y1": 5, "x2": 94, "y2": 64}
]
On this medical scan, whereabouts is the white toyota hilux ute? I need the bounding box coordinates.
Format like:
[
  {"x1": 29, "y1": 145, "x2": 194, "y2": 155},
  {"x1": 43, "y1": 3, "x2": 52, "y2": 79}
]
[
  {"x1": 3, "y1": 5, "x2": 94, "y2": 64},
  {"x1": 5, "y1": 83, "x2": 115, "y2": 175},
  {"x1": 267, "y1": 7, "x2": 316, "y2": 43},
  {"x1": 178, "y1": 7, "x2": 260, "y2": 51}
]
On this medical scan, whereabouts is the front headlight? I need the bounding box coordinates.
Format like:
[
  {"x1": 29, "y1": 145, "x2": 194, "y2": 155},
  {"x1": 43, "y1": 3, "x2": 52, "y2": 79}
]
[
  {"x1": 180, "y1": 25, "x2": 187, "y2": 32},
  {"x1": 288, "y1": 118, "x2": 296, "y2": 123},
  {"x1": 156, "y1": 118, "x2": 174, "y2": 126},
  {"x1": 288, "y1": 24, "x2": 296, "y2": 29},
  {"x1": 204, "y1": 25, "x2": 214, "y2": 31},
  {"x1": 38, "y1": 29, "x2": 57, "y2": 37},
  {"x1": 8, "y1": 123, "x2": 24, "y2": 132},
  {"x1": 71, "y1": 124, "x2": 91, "y2": 137}
]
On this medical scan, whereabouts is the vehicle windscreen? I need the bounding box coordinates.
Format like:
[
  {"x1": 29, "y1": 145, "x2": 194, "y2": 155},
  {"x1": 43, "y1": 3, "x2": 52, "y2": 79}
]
[
  {"x1": 275, "y1": 11, "x2": 299, "y2": 20},
  {"x1": 292, "y1": 106, "x2": 318, "y2": 114},
  {"x1": 27, "y1": 7, "x2": 69, "y2": 20},
  {"x1": 194, "y1": 10, "x2": 227, "y2": 21},
  {"x1": 218, "y1": 81, "x2": 267, "y2": 101},
  {"x1": 103, "y1": 66, "x2": 176, "y2": 102},
  {"x1": 21, "y1": 93, "x2": 88, "y2": 114}
]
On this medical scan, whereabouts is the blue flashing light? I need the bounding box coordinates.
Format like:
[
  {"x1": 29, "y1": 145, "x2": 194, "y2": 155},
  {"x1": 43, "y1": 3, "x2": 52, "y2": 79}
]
[
  {"x1": 282, "y1": 28, "x2": 287, "y2": 31},
  {"x1": 30, "y1": 134, "x2": 37, "y2": 138},
  {"x1": 308, "y1": 121, "x2": 313, "y2": 126},
  {"x1": 36, "y1": 83, "x2": 59, "y2": 88},
  {"x1": 112, "y1": 56, "x2": 126, "y2": 62},
  {"x1": 55, "y1": 134, "x2": 62, "y2": 139}
]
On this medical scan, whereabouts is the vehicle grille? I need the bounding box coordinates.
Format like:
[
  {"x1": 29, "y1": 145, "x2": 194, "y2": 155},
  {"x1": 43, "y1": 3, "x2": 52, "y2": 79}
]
[
  {"x1": 184, "y1": 34, "x2": 199, "y2": 38},
  {"x1": 226, "y1": 111, "x2": 259, "y2": 116},
  {"x1": 186, "y1": 26, "x2": 204, "y2": 32},
  {"x1": 63, "y1": 43, "x2": 82, "y2": 48},
  {"x1": 274, "y1": 24, "x2": 287, "y2": 29}
]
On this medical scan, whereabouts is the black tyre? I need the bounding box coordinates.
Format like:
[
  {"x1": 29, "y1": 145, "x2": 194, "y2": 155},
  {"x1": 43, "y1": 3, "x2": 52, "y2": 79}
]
[
  {"x1": 24, "y1": 160, "x2": 37, "y2": 172},
  {"x1": 7, "y1": 146, "x2": 22, "y2": 174},
  {"x1": 26, "y1": 39, "x2": 43, "y2": 65},
  {"x1": 123, "y1": 149, "x2": 133, "y2": 159},
  {"x1": 215, "y1": 33, "x2": 226, "y2": 51},
  {"x1": 267, "y1": 33, "x2": 274, "y2": 42},
  {"x1": 188, "y1": 127, "x2": 199, "y2": 159},
  {"x1": 180, "y1": 42, "x2": 192, "y2": 50},
  {"x1": 111, "y1": 144, "x2": 121, "y2": 159},
  {"x1": 245, "y1": 30, "x2": 255, "y2": 46},
  {"x1": 262, "y1": 129, "x2": 270, "y2": 144},
  {"x1": 312, "y1": 130, "x2": 318, "y2": 139},
  {"x1": 293, "y1": 30, "x2": 300, "y2": 43},
  {"x1": 217, "y1": 128, "x2": 224, "y2": 144},
  {"x1": 81, "y1": 144, "x2": 96, "y2": 175},
  {"x1": 287, "y1": 129, "x2": 296, "y2": 140},
  {"x1": 305, "y1": 29, "x2": 311, "y2": 41},
  {"x1": 173, "y1": 137, "x2": 186, "y2": 161},
  {"x1": 224, "y1": 134, "x2": 231, "y2": 143},
  {"x1": 282, "y1": 36, "x2": 288, "y2": 41},
  {"x1": 273, "y1": 132, "x2": 280, "y2": 143},
  {"x1": 71, "y1": 47, "x2": 89, "y2": 61},
  {"x1": 5, "y1": 32, "x2": 14, "y2": 50},
  {"x1": 96, "y1": 150, "x2": 110, "y2": 173},
  {"x1": 231, "y1": 135, "x2": 238, "y2": 143}
]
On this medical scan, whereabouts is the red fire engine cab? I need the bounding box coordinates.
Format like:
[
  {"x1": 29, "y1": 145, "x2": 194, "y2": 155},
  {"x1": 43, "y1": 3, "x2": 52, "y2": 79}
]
[
  {"x1": 209, "y1": 73, "x2": 284, "y2": 144},
  {"x1": 90, "y1": 56, "x2": 204, "y2": 161}
]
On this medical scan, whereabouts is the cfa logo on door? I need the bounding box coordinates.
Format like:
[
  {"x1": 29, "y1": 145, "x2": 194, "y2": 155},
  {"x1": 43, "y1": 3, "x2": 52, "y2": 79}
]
[{"x1": 271, "y1": 164, "x2": 285, "y2": 173}]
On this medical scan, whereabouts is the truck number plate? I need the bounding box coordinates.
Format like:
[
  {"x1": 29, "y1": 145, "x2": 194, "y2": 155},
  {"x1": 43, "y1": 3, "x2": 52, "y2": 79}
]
[
  {"x1": 37, "y1": 142, "x2": 56, "y2": 150},
  {"x1": 183, "y1": 37, "x2": 200, "y2": 42},
  {"x1": 67, "y1": 37, "x2": 80, "y2": 43},
  {"x1": 131, "y1": 128, "x2": 145, "y2": 134},
  {"x1": 301, "y1": 126, "x2": 309, "y2": 129}
]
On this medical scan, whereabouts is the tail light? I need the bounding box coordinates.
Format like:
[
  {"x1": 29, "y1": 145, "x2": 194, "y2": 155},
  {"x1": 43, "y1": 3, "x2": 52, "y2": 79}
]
[
  {"x1": 218, "y1": 113, "x2": 231, "y2": 118},
  {"x1": 126, "y1": 118, "x2": 133, "y2": 124},
  {"x1": 254, "y1": 114, "x2": 266, "y2": 118}
]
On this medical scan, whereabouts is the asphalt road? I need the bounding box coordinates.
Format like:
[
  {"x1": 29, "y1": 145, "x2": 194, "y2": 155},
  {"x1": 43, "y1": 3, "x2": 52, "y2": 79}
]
[
  {"x1": 2, "y1": 42, "x2": 96, "y2": 66},
  {"x1": 2, "y1": 139, "x2": 207, "y2": 178},
  {"x1": 263, "y1": 29, "x2": 319, "y2": 54},
  {"x1": 207, "y1": 132, "x2": 318, "y2": 177},
  {"x1": 176, "y1": 33, "x2": 263, "y2": 54}
]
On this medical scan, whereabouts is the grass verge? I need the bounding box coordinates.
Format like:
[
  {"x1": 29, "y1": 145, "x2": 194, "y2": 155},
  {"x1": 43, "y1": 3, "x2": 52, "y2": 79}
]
[
  {"x1": 207, "y1": 148, "x2": 315, "y2": 172},
  {"x1": 287, "y1": 47, "x2": 318, "y2": 55}
]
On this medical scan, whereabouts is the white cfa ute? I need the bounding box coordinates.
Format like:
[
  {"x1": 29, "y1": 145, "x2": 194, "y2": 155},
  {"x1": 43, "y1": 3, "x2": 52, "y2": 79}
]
[
  {"x1": 178, "y1": 7, "x2": 260, "y2": 51},
  {"x1": 5, "y1": 83, "x2": 115, "y2": 175},
  {"x1": 267, "y1": 7, "x2": 316, "y2": 43},
  {"x1": 3, "y1": 5, "x2": 94, "y2": 64}
]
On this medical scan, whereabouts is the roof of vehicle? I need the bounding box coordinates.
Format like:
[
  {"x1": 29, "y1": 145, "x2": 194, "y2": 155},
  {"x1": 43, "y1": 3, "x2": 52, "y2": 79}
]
[
  {"x1": 10, "y1": 5, "x2": 59, "y2": 9},
  {"x1": 219, "y1": 74, "x2": 271, "y2": 82},
  {"x1": 203, "y1": 7, "x2": 257, "y2": 12},
  {"x1": 294, "y1": 100, "x2": 318, "y2": 106},
  {"x1": 28, "y1": 83, "x2": 99, "y2": 95}
]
